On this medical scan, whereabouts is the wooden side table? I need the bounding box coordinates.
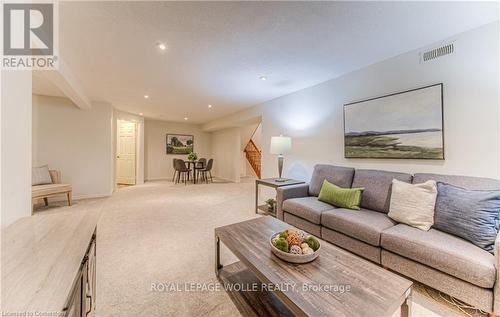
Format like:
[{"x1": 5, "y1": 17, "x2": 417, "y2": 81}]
[{"x1": 255, "y1": 178, "x2": 305, "y2": 216}]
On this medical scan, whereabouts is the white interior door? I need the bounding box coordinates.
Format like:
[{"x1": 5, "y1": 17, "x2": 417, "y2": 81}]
[{"x1": 117, "y1": 121, "x2": 136, "y2": 185}]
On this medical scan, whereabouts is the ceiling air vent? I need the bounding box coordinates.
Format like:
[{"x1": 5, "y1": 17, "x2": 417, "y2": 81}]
[{"x1": 420, "y1": 43, "x2": 454, "y2": 63}]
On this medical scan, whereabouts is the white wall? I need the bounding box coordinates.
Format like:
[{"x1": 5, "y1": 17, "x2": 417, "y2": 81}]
[
  {"x1": 144, "y1": 119, "x2": 212, "y2": 181},
  {"x1": 1, "y1": 70, "x2": 32, "y2": 227},
  {"x1": 239, "y1": 123, "x2": 259, "y2": 151},
  {"x1": 211, "y1": 127, "x2": 241, "y2": 182},
  {"x1": 32, "y1": 95, "x2": 114, "y2": 199},
  {"x1": 113, "y1": 110, "x2": 145, "y2": 186},
  {"x1": 205, "y1": 22, "x2": 500, "y2": 181}
]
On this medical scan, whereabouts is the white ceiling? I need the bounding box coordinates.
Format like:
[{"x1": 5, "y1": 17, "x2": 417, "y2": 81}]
[{"x1": 37, "y1": 1, "x2": 498, "y2": 123}]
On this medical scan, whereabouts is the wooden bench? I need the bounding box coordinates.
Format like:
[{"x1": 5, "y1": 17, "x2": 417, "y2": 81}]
[{"x1": 32, "y1": 170, "x2": 72, "y2": 213}]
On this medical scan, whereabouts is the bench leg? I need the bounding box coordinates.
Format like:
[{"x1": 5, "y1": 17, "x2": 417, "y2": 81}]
[
  {"x1": 43, "y1": 197, "x2": 48, "y2": 206},
  {"x1": 67, "y1": 191, "x2": 72, "y2": 206}
]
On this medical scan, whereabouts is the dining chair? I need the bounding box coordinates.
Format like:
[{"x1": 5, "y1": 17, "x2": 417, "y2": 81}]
[
  {"x1": 174, "y1": 159, "x2": 192, "y2": 185},
  {"x1": 172, "y1": 159, "x2": 179, "y2": 182},
  {"x1": 197, "y1": 158, "x2": 207, "y2": 168},
  {"x1": 200, "y1": 159, "x2": 213, "y2": 184},
  {"x1": 195, "y1": 158, "x2": 207, "y2": 181}
]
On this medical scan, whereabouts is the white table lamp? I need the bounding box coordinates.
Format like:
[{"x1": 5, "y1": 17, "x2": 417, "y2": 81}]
[{"x1": 270, "y1": 135, "x2": 292, "y2": 182}]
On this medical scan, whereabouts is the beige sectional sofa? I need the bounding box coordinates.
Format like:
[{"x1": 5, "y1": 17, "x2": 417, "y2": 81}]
[{"x1": 276, "y1": 164, "x2": 500, "y2": 315}]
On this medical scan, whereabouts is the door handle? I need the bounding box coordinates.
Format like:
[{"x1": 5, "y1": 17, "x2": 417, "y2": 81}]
[{"x1": 117, "y1": 155, "x2": 120, "y2": 158}]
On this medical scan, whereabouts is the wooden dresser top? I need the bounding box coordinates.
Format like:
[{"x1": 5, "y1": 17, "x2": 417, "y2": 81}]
[{"x1": 1, "y1": 209, "x2": 101, "y2": 315}]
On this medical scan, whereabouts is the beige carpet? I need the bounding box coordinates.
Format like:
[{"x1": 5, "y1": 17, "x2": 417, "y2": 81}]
[{"x1": 34, "y1": 178, "x2": 486, "y2": 317}]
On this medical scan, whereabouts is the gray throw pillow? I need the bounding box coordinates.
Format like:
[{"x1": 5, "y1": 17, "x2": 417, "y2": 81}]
[
  {"x1": 32, "y1": 165, "x2": 52, "y2": 185},
  {"x1": 434, "y1": 182, "x2": 500, "y2": 254}
]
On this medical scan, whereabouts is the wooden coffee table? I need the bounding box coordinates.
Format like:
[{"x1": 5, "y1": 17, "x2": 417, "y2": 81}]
[{"x1": 215, "y1": 216, "x2": 412, "y2": 317}]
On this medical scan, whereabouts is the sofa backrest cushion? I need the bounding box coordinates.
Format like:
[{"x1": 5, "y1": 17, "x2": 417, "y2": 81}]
[
  {"x1": 309, "y1": 165, "x2": 355, "y2": 196},
  {"x1": 352, "y1": 169, "x2": 413, "y2": 213},
  {"x1": 413, "y1": 173, "x2": 500, "y2": 191}
]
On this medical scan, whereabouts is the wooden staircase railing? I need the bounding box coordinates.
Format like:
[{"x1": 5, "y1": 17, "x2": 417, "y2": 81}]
[{"x1": 244, "y1": 139, "x2": 262, "y2": 178}]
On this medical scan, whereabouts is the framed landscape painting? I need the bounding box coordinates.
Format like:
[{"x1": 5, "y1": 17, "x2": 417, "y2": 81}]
[
  {"x1": 166, "y1": 134, "x2": 194, "y2": 155},
  {"x1": 344, "y1": 83, "x2": 444, "y2": 159}
]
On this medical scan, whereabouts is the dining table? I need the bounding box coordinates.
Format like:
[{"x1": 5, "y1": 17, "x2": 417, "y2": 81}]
[{"x1": 184, "y1": 160, "x2": 205, "y2": 184}]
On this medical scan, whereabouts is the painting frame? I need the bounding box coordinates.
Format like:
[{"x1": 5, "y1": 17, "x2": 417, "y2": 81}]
[
  {"x1": 343, "y1": 83, "x2": 444, "y2": 160},
  {"x1": 166, "y1": 134, "x2": 194, "y2": 155}
]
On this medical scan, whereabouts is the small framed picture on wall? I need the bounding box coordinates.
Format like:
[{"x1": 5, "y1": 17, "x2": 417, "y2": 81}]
[{"x1": 166, "y1": 134, "x2": 194, "y2": 155}]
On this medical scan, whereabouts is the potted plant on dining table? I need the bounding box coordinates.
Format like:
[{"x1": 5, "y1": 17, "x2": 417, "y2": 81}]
[{"x1": 187, "y1": 152, "x2": 198, "y2": 162}]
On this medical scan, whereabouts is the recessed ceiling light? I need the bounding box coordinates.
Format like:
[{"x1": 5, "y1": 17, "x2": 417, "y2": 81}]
[
  {"x1": 144, "y1": 95, "x2": 149, "y2": 99},
  {"x1": 259, "y1": 76, "x2": 267, "y2": 81},
  {"x1": 157, "y1": 43, "x2": 167, "y2": 50},
  {"x1": 139, "y1": 113, "x2": 143, "y2": 116},
  {"x1": 184, "y1": 117, "x2": 188, "y2": 121},
  {"x1": 208, "y1": 104, "x2": 212, "y2": 108}
]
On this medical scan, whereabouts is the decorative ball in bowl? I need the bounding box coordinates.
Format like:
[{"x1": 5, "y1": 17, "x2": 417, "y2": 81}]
[{"x1": 270, "y1": 228, "x2": 321, "y2": 264}]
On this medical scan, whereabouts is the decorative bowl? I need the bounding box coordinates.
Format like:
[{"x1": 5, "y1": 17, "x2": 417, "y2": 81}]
[{"x1": 269, "y1": 232, "x2": 321, "y2": 264}]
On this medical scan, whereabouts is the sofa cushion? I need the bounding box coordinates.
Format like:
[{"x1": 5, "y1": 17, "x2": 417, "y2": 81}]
[
  {"x1": 351, "y1": 169, "x2": 412, "y2": 213},
  {"x1": 32, "y1": 183, "x2": 72, "y2": 198},
  {"x1": 381, "y1": 224, "x2": 495, "y2": 288},
  {"x1": 321, "y1": 208, "x2": 395, "y2": 246},
  {"x1": 309, "y1": 165, "x2": 355, "y2": 196},
  {"x1": 434, "y1": 182, "x2": 500, "y2": 254},
  {"x1": 283, "y1": 213, "x2": 321, "y2": 237},
  {"x1": 413, "y1": 173, "x2": 500, "y2": 191},
  {"x1": 282, "y1": 197, "x2": 335, "y2": 224}
]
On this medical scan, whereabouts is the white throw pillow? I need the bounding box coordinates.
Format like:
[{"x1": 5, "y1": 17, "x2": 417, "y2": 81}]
[
  {"x1": 32, "y1": 165, "x2": 52, "y2": 185},
  {"x1": 388, "y1": 179, "x2": 437, "y2": 231}
]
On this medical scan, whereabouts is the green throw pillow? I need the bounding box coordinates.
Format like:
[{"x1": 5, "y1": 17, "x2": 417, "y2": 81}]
[{"x1": 318, "y1": 180, "x2": 364, "y2": 210}]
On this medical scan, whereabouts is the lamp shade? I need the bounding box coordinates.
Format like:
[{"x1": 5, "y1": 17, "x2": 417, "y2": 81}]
[{"x1": 270, "y1": 136, "x2": 292, "y2": 155}]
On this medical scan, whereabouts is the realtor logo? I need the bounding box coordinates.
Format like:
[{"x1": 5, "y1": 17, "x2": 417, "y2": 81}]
[{"x1": 2, "y1": 2, "x2": 58, "y2": 69}]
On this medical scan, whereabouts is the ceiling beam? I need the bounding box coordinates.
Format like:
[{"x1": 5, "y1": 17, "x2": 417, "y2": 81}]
[
  {"x1": 202, "y1": 105, "x2": 262, "y2": 132},
  {"x1": 36, "y1": 59, "x2": 92, "y2": 110}
]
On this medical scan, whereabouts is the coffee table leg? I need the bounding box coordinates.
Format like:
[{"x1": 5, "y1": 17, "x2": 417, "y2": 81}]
[
  {"x1": 401, "y1": 289, "x2": 412, "y2": 317},
  {"x1": 215, "y1": 234, "x2": 222, "y2": 276}
]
